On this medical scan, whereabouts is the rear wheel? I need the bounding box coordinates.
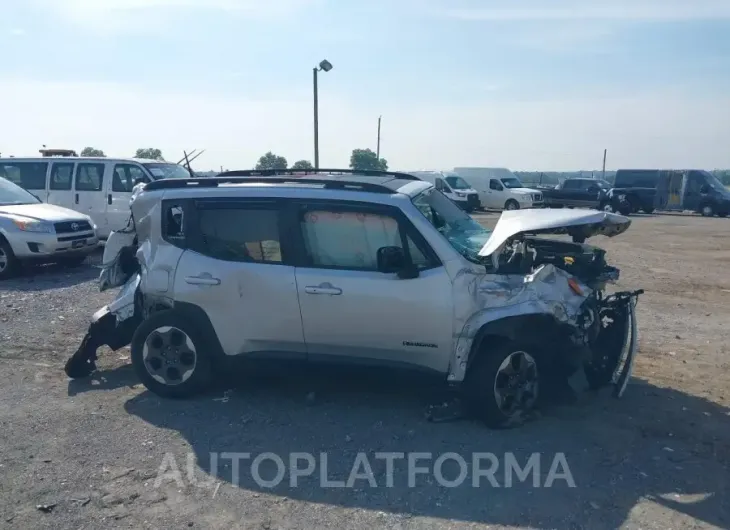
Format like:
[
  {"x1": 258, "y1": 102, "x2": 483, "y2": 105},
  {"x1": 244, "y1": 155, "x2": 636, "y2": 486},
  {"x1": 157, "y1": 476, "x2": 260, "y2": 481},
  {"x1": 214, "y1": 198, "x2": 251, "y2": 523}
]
[
  {"x1": 719, "y1": 212, "x2": 728, "y2": 218},
  {"x1": 642, "y1": 207, "x2": 655, "y2": 214},
  {"x1": 130, "y1": 310, "x2": 213, "y2": 398},
  {"x1": 465, "y1": 341, "x2": 541, "y2": 428},
  {"x1": 504, "y1": 199, "x2": 520, "y2": 211},
  {"x1": 0, "y1": 240, "x2": 19, "y2": 280}
]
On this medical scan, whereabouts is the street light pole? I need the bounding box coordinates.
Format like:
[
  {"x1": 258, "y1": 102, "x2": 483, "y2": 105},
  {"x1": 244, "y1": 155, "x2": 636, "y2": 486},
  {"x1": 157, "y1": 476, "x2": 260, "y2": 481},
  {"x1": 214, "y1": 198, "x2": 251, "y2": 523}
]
[
  {"x1": 313, "y1": 67, "x2": 319, "y2": 168},
  {"x1": 376, "y1": 115, "x2": 382, "y2": 160},
  {"x1": 312, "y1": 59, "x2": 332, "y2": 169}
]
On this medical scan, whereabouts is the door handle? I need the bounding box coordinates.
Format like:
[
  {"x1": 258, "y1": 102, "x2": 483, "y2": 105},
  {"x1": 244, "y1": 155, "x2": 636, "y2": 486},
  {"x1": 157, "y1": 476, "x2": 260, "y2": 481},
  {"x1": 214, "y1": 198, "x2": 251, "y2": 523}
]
[
  {"x1": 185, "y1": 274, "x2": 221, "y2": 286},
  {"x1": 75, "y1": 193, "x2": 79, "y2": 204},
  {"x1": 305, "y1": 285, "x2": 342, "y2": 295},
  {"x1": 107, "y1": 193, "x2": 112, "y2": 205}
]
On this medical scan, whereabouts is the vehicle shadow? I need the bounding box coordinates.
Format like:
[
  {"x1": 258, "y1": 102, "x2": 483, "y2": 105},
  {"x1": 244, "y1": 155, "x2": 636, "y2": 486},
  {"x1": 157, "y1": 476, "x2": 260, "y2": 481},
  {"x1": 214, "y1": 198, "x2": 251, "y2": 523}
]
[
  {"x1": 66, "y1": 364, "x2": 139, "y2": 396},
  {"x1": 123, "y1": 366, "x2": 729, "y2": 529},
  {"x1": 0, "y1": 256, "x2": 101, "y2": 291}
]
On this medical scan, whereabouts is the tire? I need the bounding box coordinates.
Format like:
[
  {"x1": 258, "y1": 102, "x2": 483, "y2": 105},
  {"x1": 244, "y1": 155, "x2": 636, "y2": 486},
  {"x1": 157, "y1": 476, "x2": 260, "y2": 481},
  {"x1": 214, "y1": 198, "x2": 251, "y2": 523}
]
[
  {"x1": 600, "y1": 202, "x2": 615, "y2": 213},
  {"x1": 719, "y1": 212, "x2": 728, "y2": 218},
  {"x1": 700, "y1": 204, "x2": 714, "y2": 217},
  {"x1": 642, "y1": 207, "x2": 655, "y2": 214},
  {"x1": 0, "y1": 239, "x2": 19, "y2": 281},
  {"x1": 130, "y1": 310, "x2": 213, "y2": 398},
  {"x1": 504, "y1": 199, "x2": 520, "y2": 211},
  {"x1": 465, "y1": 341, "x2": 541, "y2": 428}
]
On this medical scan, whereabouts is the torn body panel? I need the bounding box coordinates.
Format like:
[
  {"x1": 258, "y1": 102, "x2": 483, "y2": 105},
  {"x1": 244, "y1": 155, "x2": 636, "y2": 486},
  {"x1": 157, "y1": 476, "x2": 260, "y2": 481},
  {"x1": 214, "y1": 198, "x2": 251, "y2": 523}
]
[{"x1": 446, "y1": 234, "x2": 643, "y2": 400}]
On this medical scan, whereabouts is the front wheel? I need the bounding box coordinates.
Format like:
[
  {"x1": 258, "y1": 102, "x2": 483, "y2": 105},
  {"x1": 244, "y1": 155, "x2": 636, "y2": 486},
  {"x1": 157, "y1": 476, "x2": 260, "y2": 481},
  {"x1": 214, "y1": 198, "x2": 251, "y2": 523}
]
[
  {"x1": 504, "y1": 199, "x2": 520, "y2": 211},
  {"x1": 465, "y1": 341, "x2": 540, "y2": 428},
  {"x1": 718, "y1": 212, "x2": 728, "y2": 218},
  {"x1": 701, "y1": 204, "x2": 715, "y2": 217},
  {"x1": 642, "y1": 207, "x2": 655, "y2": 214},
  {"x1": 0, "y1": 240, "x2": 19, "y2": 280},
  {"x1": 130, "y1": 310, "x2": 213, "y2": 398}
]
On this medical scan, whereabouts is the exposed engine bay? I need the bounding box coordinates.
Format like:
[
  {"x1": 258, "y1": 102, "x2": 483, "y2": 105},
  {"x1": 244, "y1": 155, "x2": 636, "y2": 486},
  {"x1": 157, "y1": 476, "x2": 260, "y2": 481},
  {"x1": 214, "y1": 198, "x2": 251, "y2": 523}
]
[{"x1": 498, "y1": 236, "x2": 619, "y2": 290}]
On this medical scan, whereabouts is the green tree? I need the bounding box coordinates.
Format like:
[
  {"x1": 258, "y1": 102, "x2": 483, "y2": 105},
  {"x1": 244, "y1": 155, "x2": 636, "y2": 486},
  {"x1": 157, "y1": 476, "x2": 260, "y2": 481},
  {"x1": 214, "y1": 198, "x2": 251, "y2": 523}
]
[
  {"x1": 291, "y1": 160, "x2": 314, "y2": 170},
  {"x1": 80, "y1": 147, "x2": 105, "y2": 157},
  {"x1": 255, "y1": 151, "x2": 288, "y2": 170},
  {"x1": 135, "y1": 148, "x2": 164, "y2": 161},
  {"x1": 349, "y1": 148, "x2": 387, "y2": 171}
]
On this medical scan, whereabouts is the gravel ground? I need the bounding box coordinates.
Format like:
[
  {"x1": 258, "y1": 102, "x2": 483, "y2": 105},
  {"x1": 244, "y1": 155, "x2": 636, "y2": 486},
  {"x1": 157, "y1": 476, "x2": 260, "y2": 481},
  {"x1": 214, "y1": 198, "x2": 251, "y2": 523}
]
[{"x1": 1, "y1": 212, "x2": 729, "y2": 529}]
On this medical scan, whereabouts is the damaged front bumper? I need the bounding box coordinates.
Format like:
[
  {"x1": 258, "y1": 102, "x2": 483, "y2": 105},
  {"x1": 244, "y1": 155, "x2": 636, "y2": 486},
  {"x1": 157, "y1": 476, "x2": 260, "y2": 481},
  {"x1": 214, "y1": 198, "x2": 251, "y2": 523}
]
[{"x1": 64, "y1": 273, "x2": 141, "y2": 378}]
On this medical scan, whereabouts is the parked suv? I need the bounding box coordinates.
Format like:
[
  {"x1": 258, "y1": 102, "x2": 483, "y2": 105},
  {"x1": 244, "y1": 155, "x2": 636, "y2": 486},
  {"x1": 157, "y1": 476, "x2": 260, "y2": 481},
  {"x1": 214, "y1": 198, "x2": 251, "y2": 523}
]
[
  {"x1": 0, "y1": 176, "x2": 99, "y2": 279},
  {"x1": 65, "y1": 170, "x2": 643, "y2": 428}
]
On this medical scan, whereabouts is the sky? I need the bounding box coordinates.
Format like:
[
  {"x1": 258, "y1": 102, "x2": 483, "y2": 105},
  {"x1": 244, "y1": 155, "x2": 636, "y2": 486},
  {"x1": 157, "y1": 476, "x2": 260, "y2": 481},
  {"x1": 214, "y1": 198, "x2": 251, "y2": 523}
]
[{"x1": 2, "y1": 0, "x2": 730, "y2": 171}]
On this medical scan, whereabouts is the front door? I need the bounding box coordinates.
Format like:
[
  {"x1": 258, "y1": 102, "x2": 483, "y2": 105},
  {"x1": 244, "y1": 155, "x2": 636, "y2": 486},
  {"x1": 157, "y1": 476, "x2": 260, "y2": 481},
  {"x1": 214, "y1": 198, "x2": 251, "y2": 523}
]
[
  {"x1": 484, "y1": 178, "x2": 505, "y2": 209},
  {"x1": 173, "y1": 198, "x2": 306, "y2": 358},
  {"x1": 47, "y1": 161, "x2": 75, "y2": 210},
  {"x1": 109, "y1": 163, "x2": 149, "y2": 232},
  {"x1": 73, "y1": 162, "x2": 108, "y2": 233},
  {"x1": 292, "y1": 201, "x2": 454, "y2": 373}
]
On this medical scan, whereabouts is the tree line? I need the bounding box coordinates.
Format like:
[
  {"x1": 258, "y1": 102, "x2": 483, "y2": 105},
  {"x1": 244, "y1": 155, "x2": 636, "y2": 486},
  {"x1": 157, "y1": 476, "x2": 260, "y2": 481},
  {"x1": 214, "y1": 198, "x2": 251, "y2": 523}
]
[{"x1": 78, "y1": 147, "x2": 388, "y2": 172}]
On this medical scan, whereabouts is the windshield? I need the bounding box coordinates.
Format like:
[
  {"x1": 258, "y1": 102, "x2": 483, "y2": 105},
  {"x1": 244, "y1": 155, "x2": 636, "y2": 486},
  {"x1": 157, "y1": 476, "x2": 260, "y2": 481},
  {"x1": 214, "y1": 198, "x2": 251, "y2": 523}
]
[
  {"x1": 501, "y1": 177, "x2": 524, "y2": 189},
  {"x1": 445, "y1": 176, "x2": 472, "y2": 190},
  {"x1": 412, "y1": 188, "x2": 492, "y2": 263},
  {"x1": 701, "y1": 171, "x2": 729, "y2": 194},
  {"x1": 144, "y1": 163, "x2": 191, "y2": 180},
  {"x1": 0, "y1": 177, "x2": 41, "y2": 206}
]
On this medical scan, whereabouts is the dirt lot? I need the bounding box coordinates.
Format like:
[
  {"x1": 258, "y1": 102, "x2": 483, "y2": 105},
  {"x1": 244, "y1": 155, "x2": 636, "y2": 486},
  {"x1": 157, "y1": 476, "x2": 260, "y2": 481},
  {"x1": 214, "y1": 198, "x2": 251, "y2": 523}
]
[{"x1": 1, "y1": 212, "x2": 729, "y2": 529}]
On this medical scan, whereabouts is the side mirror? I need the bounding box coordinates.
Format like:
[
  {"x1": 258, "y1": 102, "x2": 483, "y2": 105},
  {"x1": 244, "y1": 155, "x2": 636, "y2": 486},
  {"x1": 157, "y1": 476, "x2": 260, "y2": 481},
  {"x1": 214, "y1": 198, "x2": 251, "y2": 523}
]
[
  {"x1": 700, "y1": 185, "x2": 710, "y2": 194},
  {"x1": 496, "y1": 184, "x2": 504, "y2": 191},
  {"x1": 376, "y1": 246, "x2": 419, "y2": 278},
  {"x1": 134, "y1": 177, "x2": 146, "y2": 186}
]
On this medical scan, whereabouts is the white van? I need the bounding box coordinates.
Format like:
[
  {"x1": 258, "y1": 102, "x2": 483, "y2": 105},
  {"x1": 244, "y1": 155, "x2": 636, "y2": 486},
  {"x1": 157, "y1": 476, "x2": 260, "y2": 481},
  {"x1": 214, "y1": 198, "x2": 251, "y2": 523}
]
[
  {"x1": 406, "y1": 170, "x2": 481, "y2": 211},
  {"x1": 0, "y1": 157, "x2": 190, "y2": 238},
  {"x1": 453, "y1": 167, "x2": 544, "y2": 211}
]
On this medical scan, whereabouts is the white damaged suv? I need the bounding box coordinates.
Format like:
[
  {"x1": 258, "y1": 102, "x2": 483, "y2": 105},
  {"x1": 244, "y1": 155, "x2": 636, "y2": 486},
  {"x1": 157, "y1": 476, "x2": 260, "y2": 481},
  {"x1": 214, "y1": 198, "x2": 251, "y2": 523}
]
[{"x1": 65, "y1": 169, "x2": 643, "y2": 428}]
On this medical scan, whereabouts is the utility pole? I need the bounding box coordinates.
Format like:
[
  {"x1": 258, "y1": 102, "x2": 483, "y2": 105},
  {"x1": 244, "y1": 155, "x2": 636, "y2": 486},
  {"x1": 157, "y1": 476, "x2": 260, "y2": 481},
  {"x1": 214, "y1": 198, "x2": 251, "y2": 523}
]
[
  {"x1": 376, "y1": 115, "x2": 382, "y2": 159},
  {"x1": 602, "y1": 149, "x2": 607, "y2": 180}
]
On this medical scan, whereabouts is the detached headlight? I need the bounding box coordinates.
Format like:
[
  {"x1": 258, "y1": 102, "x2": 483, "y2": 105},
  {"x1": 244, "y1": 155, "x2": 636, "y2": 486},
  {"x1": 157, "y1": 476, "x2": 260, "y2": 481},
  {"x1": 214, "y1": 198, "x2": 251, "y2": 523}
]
[{"x1": 12, "y1": 219, "x2": 53, "y2": 233}]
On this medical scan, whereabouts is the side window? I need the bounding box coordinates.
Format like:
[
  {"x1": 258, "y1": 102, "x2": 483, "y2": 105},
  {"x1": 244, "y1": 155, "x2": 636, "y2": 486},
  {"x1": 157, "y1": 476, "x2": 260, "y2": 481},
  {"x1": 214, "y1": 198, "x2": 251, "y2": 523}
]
[
  {"x1": 196, "y1": 205, "x2": 282, "y2": 263},
  {"x1": 75, "y1": 163, "x2": 105, "y2": 191},
  {"x1": 0, "y1": 162, "x2": 48, "y2": 189},
  {"x1": 113, "y1": 164, "x2": 146, "y2": 192},
  {"x1": 50, "y1": 163, "x2": 74, "y2": 190},
  {"x1": 162, "y1": 202, "x2": 186, "y2": 246},
  {"x1": 489, "y1": 179, "x2": 502, "y2": 191},
  {"x1": 563, "y1": 180, "x2": 578, "y2": 189},
  {"x1": 300, "y1": 209, "x2": 431, "y2": 270}
]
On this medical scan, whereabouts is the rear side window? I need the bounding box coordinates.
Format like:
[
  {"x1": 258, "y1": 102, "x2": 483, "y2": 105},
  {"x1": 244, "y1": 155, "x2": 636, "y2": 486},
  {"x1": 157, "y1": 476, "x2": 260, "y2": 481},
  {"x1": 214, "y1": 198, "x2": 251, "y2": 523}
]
[
  {"x1": 50, "y1": 162, "x2": 74, "y2": 190},
  {"x1": 196, "y1": 204, "x2": 283, "y2": 263},
  {"x1": 75, "y1": 163, "x2": 105, "y2": 191},
  {"x1": 113, "y1": 164, "x2": 146, "y2": 192},
  {"x1": 0, "y1": 162, "x2": 48, "y2": 190},
  {"x1": 562, "y1": 180, "x2": 579, "y2": 189}
]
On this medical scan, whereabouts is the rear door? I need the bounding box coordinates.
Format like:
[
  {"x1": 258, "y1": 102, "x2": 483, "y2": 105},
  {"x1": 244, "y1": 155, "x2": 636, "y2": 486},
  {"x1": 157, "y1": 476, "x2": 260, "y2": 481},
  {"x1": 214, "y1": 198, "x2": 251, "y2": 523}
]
[
  {"x1": 173, "y1": 198, "x2": 306, "y2": 358},
  {"x1": 291, "y1": 200, "x2": 454, "y2": 373},
  {"x1": 47, "y1": 161, "x2": 75, "y2": 210},
  {"x1": 73, "y1": 162, "x2": 108, "y2": 232}
]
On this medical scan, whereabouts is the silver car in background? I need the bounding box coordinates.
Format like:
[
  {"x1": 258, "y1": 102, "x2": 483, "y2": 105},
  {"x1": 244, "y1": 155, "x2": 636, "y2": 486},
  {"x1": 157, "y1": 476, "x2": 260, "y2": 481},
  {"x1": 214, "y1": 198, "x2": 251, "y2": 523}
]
[{"x1": 0, "y1": 177, "x2": 99, "y2": 279}]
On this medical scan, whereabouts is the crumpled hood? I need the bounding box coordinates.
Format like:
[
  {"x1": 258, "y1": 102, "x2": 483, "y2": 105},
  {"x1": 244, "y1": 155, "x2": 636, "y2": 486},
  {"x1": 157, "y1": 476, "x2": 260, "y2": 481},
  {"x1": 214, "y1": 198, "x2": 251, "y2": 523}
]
[
  {"x1": 478, "y1": 208, "x2": 631, "y2": 257},
  {"x1": 0, "y1": 202, "x2": 90, "y2": 222}
]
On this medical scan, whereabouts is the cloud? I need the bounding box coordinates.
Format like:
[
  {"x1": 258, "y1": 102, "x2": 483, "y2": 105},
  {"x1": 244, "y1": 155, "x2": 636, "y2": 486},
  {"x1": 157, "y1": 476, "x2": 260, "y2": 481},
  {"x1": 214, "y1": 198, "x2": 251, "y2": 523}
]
[
  {"x1": 1, "y1": 78, "x2": 728, "y2": 171},
  {"x1": 439, "y1": 0, "x2": 730, "y2": 21},
  {"x1": 10, "y1": 28, "x2": 26, "y2": 36},
  {"x1": 35, "y1": 0, "x2": 321, "y2": 32}
]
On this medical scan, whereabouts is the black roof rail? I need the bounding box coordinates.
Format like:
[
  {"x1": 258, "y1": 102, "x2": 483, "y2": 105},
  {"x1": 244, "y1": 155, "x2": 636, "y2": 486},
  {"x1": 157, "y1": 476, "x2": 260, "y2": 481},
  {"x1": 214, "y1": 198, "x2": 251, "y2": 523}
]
[
  {"x1": 144, "y1": 176, "x2": 400, "y2": 193},
  {"x1": 217, "y1": 168, "x2": 420, "y2": 181}
]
